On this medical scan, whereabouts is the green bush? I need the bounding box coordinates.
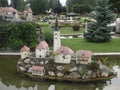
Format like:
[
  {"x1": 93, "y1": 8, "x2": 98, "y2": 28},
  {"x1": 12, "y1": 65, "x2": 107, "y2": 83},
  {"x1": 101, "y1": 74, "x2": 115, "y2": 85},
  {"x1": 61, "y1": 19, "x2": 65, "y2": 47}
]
[
  {"x1": 73, "y1": 4, "x2": 92, "y2": 14},
  {"x1": 0, "y1": 22, "x2": 38, "y2": 50},
  {"x1": 72, "y1": 24, "x2": 80, "y2": 31},
  {"x1": 43, "y1": 29, "x2": 53, "y2": 46},
  {"x1": 87, "y1": 62, "x2": 99, "y2": 71}
]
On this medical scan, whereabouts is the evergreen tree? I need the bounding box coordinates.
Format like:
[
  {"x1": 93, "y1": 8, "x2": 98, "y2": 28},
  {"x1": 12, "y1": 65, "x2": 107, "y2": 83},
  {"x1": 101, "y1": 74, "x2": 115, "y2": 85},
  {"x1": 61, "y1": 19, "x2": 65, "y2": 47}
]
[
  {"x1": 0, "y1": 0, "x2": 8, "y2": 7},
  {"x1": 109, "y1": 0, "x2": 120, "y2": 13},
  {"x1": 84, "y1": 0, "x2": 115, "y2": 42}
]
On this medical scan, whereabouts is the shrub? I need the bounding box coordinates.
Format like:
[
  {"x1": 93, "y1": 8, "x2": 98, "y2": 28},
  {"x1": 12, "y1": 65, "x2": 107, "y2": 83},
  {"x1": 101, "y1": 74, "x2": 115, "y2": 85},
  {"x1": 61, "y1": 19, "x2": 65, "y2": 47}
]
[
  {"x1": 87, "y1": 62, "x2": 99, "y2": 71},
  {"x1": 0, "y1": 22, "x2": 38, "y2": 50},
  {"x1": 43, "y1": 29, "x2": 53, "y2": 46},
  {"x1": 72, "y1": 24, "x2": 80, "y2": 31}
]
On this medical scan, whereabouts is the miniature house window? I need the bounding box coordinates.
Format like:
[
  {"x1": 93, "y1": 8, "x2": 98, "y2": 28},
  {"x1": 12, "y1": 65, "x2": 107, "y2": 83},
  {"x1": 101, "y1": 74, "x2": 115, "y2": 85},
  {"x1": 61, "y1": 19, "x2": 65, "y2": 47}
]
[
  {"x1": 39, "y1": 50, "x2": 41, "y2": 51},
  {"x1": 82, "y1": 54, "x2": 85, "y2": 56},
  {"x1": 55, "y1": 33, "x2": 57, "y2": 35},
  {"x1": 33, "y1": 71, "x2": 35, "y2": 73},
  {"x1": 62, "y1": 55, "x2": 65, "y2": 59},
  {"x1": 39, "y1": 55, "x2": 41, "y2": 57},
  {"x1": 39, "y1": 71, "x2": 42, "y2": 74}
]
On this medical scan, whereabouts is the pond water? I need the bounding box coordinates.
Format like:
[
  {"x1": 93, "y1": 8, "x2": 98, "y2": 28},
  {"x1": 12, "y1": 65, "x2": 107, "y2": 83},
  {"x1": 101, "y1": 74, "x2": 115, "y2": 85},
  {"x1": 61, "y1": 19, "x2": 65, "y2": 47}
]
[{"x1": 0, "y1": 56, "x2": 120, "y2": 90}]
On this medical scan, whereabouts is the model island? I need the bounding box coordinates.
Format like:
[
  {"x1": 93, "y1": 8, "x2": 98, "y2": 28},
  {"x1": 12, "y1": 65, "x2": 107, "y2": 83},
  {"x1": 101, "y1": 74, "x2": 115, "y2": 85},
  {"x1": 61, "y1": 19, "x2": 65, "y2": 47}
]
[{"x1": 17, "y1": 19, "x2": 116, "y2": 82}]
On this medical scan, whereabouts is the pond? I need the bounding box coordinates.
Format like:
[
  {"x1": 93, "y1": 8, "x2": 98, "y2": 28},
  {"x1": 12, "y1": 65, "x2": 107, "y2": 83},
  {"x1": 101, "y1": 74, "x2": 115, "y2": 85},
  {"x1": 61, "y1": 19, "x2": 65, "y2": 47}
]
[{"x1": 0, "y1": 56, "x2": 120, "y2": 90}]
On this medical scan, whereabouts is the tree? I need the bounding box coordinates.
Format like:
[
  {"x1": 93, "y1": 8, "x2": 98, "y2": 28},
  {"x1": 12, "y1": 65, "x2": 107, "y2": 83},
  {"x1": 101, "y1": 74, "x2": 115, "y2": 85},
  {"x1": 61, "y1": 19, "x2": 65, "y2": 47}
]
[
  {"x1": 0, "y1": 0, "x2": 8, "y2": 7},
  {"x1": 11, "y1": 0, "x2": 26, "y2": 11},
  {"x1": 16, "y1": 0, "x2": 26, "y2": 11},
  {"x1": 84, "y1": 0, "x2": 115, "y2": 42},
  {"x1": 73, "y1": 4, "x2": 92, "y2": 14},
  {"x1": 109, "y1": 0, "x2": 120, "y2": 14},
  {"x1": 30, "y1": 0, "x2": 47, "y2": 15},
  {"x1": 7, "y1": 22, "x2": 38, "y2": 50}
]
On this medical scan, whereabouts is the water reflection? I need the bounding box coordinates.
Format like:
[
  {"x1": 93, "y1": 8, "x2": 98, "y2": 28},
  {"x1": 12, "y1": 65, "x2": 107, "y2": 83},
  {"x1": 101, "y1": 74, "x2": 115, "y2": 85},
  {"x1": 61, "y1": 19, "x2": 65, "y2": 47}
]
[{"x1": 0, "y1": 56, "x2": 120, "y2": 90}]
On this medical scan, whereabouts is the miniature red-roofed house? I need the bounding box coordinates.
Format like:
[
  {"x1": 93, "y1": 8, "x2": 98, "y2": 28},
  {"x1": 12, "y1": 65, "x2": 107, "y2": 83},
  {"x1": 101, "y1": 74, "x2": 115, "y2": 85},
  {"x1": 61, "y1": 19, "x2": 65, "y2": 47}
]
[
  {"x1": 76, "y1": 50, "x2": 92, "y2": 64},
  {"x1": 21, "y1": 45, "x2": 30, "y2": 59},
  {"x1": 0, "y1": 7, "x2": 18, "y2": 20},
  {"x1": 35, "y1": 41, "x2": 49, "y2": 58},
  {"x1": 23, "y1": 8, "x2": 32, "y2": 21},
  {"x1": 55, "y1": 46, "x2": 73, "y2": 64},
  {"x1": 31, "y1": 66, "x2": 45, "y2": 76}
]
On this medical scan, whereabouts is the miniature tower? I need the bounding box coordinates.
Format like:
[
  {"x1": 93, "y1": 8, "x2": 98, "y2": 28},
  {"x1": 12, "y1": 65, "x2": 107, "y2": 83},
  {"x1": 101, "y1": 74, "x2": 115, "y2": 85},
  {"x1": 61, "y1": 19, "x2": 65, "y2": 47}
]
[
  {"x1": 53, "y1": 17, "x2": 61, "y2": 52},
  {"x1": 21, "y1": 45, "x2": 30, "y2": 59}
]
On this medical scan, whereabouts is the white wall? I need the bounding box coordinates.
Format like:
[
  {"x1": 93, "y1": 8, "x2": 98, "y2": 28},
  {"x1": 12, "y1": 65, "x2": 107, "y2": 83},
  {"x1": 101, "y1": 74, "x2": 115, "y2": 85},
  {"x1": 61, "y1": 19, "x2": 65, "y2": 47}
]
[
  {"x1": 36, "y1": 48, "x2": 48, "y2": 58},
  {"x1": 21, "y1": 51, "x2": 30, "y2": 59},
  {"x1": 55, "y1": 54, "x2": 71, "y2": 64},
  {"x1": 53, "y1": 31, "x2": 61, "y2": 52}
]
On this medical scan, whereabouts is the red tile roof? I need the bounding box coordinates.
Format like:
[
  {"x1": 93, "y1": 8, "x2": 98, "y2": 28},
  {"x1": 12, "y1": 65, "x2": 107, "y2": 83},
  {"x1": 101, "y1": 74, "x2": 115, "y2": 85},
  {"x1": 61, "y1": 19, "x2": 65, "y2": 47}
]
[
  {"x1": 31, "y1": 66, "x2": 44, "y2": 71},
  {"x1": 55, "y1": 46, "x2": 73, "y2": 55},
  {"x1": 21, "y1": 45, "x2": 30, "y2": 51},
  {"x1": 36, "y1": 41, "x2": 49, "y2": 49},
  {"x1": 0, "y1": 7, "x2": 17, "y2": 13},
  {"x1": 77, "y1": 50, "x2": 92, "y2": 57}
]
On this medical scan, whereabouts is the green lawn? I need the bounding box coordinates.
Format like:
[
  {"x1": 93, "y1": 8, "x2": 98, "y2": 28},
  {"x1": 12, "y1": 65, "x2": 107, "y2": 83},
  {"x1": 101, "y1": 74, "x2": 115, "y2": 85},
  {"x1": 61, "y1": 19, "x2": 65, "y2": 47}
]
[
  {"x1": 41, "y1": 26, "x2": 84, "y2": 34},
  {"x1": 61, "y1": 38, "x2": 120, "y2": 52},
  {"x1": 60, "y1": 27, "x2": 84, "y2": 34},
  {"x1": 41, "y1": 26, "x2": 120, "y2": 53}
]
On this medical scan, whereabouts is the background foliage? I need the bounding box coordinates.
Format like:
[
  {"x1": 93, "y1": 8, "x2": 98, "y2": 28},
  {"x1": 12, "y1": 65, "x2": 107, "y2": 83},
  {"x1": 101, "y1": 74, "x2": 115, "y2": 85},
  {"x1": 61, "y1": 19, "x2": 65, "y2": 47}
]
[
  {"x1": 0, "y1": 22, "x2": 38, "y2": 50},
  {"x1": 84, "y1": 0, "x2": 115, "y2": 42}
]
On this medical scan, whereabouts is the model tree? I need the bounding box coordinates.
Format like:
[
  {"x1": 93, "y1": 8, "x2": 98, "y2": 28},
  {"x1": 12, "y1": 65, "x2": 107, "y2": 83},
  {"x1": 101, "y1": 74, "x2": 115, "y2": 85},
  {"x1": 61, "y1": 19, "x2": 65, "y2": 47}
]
[
  {"x1": 84, "y1": 0, "x2": 115, "y2": 42},
  {"x1": 30, "y1": 0, "x2": 47, "y2": 14}
]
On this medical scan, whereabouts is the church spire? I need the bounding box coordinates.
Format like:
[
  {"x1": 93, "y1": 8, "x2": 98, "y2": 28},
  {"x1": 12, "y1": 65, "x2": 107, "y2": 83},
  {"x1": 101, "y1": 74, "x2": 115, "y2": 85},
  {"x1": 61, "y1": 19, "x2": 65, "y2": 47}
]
[
  {"x1": 54, "y1": 16, "x2": 59, "y2": 31},
  {"x1": 53, "y1": 15, "x2": 61, "y2": 51}
]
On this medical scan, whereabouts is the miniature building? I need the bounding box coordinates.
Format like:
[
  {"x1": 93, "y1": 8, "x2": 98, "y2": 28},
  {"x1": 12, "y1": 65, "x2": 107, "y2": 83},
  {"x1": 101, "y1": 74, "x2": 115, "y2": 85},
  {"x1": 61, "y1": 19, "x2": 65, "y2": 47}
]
[
  {"x1": 0, "y1": 7, "x2": 19, "y2": 21},
  {"x1": 36, "y1": 41, "x2": 49, "y2": 58},
  {"x1": 23, "y1": 8, "x2": 32, "y2": 21},
  {"x1": 55, "y1": 46, "x2": 73, "y2": 64},
  {"x1": 76, "y1": 50, "x2": 92, "y2": 64},
  {"x1": 21, "y1": 45, "x2": 30, "y2": 59},
  {"x1": 116, "y1": 18, "x2": 120, "y2": 33},
  {"x1": 31, "y1": 66, "x2": 45, "y2": 76},
  {"x1": 53, "y1": 18, "x2": 61, "y2": 52}
]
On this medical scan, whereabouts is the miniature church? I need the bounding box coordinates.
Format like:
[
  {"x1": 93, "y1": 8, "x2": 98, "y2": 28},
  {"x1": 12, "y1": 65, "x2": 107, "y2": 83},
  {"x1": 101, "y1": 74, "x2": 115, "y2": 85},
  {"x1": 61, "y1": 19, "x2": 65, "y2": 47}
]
[
  {"x1": 53, "y1": 18, "x2": 61, "y2": 52},
  {"x1": 20, "y1": 16, "x2": 92, "y2": 65}
]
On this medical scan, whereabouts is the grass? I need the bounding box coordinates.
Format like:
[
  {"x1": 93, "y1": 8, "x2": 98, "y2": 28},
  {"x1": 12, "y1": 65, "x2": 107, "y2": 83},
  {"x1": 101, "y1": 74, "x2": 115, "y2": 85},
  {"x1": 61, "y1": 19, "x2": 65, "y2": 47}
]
[
  {"x1": 41, "y1": 26, "x2": 120, "y2": 53},
  {"x1": 41, "y1": 26, "x2": 84, "y2": 34},
  {"x1": 61, "y1": 38, "x2": 120, "y2": 52},
  {"x1": 60, "y1": 27, "x2": 84, "y2": 34}
]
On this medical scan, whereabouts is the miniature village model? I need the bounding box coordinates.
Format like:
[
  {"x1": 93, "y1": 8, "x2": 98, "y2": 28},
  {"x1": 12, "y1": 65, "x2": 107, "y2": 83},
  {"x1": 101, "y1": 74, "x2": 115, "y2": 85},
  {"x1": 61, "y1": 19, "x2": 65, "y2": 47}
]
[{"x1": 17, "y1": 19, "x2": 117, "y2": 82}]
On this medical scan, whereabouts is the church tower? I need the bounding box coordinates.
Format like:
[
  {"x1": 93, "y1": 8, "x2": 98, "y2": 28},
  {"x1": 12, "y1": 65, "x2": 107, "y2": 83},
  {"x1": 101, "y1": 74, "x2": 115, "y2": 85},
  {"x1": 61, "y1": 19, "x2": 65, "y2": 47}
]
[{"x1": 53, "y1": 17, "x2": 61, "y2": 52}]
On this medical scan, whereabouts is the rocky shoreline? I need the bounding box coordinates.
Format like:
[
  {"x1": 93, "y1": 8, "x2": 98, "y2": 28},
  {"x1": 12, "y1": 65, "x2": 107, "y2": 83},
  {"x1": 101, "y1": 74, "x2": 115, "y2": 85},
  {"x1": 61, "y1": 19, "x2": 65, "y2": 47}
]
[
  {"x1": 18, "y1": 70, "x2": 116, "y2": 82},
  {"x1": 17, "y1": 55, "x2": 117, "y2": 82}
]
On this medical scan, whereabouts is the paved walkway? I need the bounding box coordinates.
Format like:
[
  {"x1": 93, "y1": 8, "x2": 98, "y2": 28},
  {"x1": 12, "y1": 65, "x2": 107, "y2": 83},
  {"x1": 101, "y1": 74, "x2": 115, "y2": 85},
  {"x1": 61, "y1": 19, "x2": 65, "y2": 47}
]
[
  {"x1": 0, "y1": 52, "x2": 20, "y2": 56},
  {"x1": 93, "y1": 52, "x2": 120, "y2": 56},
  {"x1": 0, "y1": 52, "x2": 120, "y2": 56}
]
